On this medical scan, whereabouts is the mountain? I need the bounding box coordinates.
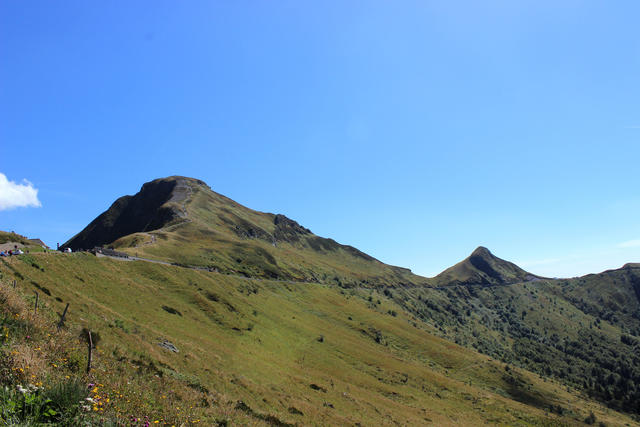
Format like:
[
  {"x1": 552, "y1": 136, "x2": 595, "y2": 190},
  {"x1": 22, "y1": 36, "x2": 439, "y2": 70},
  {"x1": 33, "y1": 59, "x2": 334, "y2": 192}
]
[
  {"x1": 64, "y1": 176, "x2": 423, "y2": 286},
  {"x1": 392, "y1": 262, "x2": 640, "y2": 415},
  {"x1": 2, "y1": 176, "x2": 637, "y2": 424},
  {"x1": 432, "y1": 246, "x2": 539, "y2": 286},
  {"x1": 2, "y1": 247, "x2": 638, "y2": 426},
  {"x1": 63, "y1": 177, "x2": 195, "y2": 250}
]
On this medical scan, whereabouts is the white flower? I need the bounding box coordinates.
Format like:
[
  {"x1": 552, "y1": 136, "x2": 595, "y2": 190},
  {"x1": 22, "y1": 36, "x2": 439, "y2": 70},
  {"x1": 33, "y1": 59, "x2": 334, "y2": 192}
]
[
  {"x1": 16, "y1": 385, "x2": 28, "y2": 394},
  {"x1": 85, "y1": 397, "x2": 95, "y2": 403},
  {"x1": 81, "y1": 405, "x2": 91, "y2": 412}
]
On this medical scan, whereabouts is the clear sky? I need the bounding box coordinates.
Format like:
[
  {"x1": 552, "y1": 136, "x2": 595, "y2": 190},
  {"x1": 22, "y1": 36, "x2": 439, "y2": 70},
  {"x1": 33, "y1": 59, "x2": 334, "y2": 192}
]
[{"x1": 1, "y1": 1, "x2": 639, "y2": 278}]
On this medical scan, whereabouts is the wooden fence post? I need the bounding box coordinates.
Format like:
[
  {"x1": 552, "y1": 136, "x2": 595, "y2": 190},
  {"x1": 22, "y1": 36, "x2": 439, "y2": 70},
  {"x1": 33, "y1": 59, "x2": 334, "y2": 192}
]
[
  {"x1": 86, "y1": 331, "x2": 93, "y2": 373},
  {"x1": 34, "y1": 291, "x2": 38, "y2": 313},
  {"x1": 13, "y1": 280, "x2": 16, "y2": 289},
  {"x1": 57, "y1": 303, "x2": 69, "y2": 330}
]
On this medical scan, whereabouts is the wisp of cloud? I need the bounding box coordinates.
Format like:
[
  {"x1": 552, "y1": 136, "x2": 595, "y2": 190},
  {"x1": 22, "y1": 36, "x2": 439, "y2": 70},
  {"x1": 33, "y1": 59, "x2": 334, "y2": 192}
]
[
  {"x1": 0, "y1": 173, "x2": 42, "y2": 210},
  {"x1": 618, "y1": 239, "x2": 640, "y2": 248}
]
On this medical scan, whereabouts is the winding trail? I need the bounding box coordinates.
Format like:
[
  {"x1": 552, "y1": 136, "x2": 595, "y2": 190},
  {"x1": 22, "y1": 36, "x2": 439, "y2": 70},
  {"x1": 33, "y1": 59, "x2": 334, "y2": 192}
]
[{"x1": 94, "y1": 252, "x2": 288, "y2": 283}]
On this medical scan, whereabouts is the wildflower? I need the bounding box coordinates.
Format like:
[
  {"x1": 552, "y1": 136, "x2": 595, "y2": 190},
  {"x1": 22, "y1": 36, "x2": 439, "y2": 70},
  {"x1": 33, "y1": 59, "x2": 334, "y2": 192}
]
[
  {"x1": 16, "y1": 385, "x2": 28, "y2": 394},
  {"x1": 85, "y1": 397, "x2": 95, "y2": 403},
  {"x1": 81, "y1": 405, "x2": 91, "y2": 412}
]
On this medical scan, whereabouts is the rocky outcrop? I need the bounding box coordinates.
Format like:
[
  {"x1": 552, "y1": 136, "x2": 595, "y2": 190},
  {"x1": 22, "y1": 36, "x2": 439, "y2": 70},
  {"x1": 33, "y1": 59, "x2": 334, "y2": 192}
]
[{"x1": 64, "y1": 177, "x2": 191, "y2": 250}]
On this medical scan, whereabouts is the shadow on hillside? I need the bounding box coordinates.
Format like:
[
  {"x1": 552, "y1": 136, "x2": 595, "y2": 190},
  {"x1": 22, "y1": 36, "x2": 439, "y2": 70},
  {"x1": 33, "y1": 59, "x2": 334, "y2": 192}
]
[{"x1": 501, "y1": 371, "x2": 554, "y2": 411}]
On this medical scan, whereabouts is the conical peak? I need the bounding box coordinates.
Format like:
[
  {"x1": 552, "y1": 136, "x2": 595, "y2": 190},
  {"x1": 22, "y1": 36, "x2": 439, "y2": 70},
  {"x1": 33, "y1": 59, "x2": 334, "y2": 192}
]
[{"x1": 471, "y1": 246, "x2": 493, "y2": 258}]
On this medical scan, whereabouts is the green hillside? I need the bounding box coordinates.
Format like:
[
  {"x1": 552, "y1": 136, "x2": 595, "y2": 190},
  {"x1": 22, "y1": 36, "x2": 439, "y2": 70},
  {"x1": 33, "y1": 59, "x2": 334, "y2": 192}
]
[
  {"x1": 1, "y1": 176, "x2": 638, "y2": 425},
  {"x1": 64, "y1": 177, "x2": 424, "y2": 287},
  {"x1": 392, "y1": 261, "x2": 640, "y2": 416},
  {"x1": 1, "y1": 252, "x2": 636, "y2": 426},
  {"x1": 431, "y1": 246, "x2": 541, "y2": 287}
]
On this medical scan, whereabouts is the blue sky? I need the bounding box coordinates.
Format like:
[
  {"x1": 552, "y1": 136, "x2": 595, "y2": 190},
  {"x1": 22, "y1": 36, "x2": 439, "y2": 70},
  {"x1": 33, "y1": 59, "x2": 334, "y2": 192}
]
[{"x1": 1, "y1": 1, "x2": 639, "y2": 278}]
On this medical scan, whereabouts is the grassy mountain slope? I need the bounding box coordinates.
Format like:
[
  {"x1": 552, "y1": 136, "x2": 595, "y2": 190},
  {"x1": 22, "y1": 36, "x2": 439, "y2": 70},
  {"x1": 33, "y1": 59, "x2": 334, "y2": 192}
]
[
  {"x1": 391, "y1": 263, "x2": 640, "y2": 416},
  {"x1": 1, "y1": 252, "x2": 636, "y2": 426},
  {"x1": 9, "y1": 176, "x2": 640, "y2": 424},
  {"x1": 64, "y1": 177, "x2": 423, "y2": 287},
  {"x1": 432, "y1": 246, "x2": 540, "y2": 287}
]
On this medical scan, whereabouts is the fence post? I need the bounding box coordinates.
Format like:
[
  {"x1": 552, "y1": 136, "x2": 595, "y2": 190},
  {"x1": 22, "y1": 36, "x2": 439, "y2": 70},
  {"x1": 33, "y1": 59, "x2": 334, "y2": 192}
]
[
  {"x1": 86, "y1": 331, "x2": 93, "y2": 373},
  {"x1": 34, "y1": 291, "x2": 38, "y2": 313},
  {"x1": 57, "y1": 303, "x2": 69, "y2": 330},
  {"x1": 13, "y1": 280, "x2": 16, "y2": 289}
]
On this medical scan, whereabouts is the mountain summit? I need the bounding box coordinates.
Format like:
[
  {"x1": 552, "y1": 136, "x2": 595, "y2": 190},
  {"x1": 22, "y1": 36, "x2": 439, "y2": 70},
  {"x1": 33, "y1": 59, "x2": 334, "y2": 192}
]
[
  {"x1": 64, "y1": 176, "x2": 199, "y2": 250},
  {"x1": 64, "y1": 176, "x2": 423, "y2": 286},
  {"x1": 432, "y1": 246, "x2": 538, "y2": 286}
]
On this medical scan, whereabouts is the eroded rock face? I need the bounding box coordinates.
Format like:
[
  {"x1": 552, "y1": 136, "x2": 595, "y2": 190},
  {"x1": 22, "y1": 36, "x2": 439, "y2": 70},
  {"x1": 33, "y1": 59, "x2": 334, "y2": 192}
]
[
  {"x1": 64, "y1": 178, "x2": 187, "y2": 250},
  {"x1": 273, "y1": 214, "x2": 311, "y2": 243}
]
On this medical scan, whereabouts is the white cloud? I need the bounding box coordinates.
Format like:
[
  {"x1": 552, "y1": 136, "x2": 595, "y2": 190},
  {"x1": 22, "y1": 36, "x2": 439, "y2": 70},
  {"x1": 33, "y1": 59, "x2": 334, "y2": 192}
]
[
  {"x1": 0, "y1": 173, "x2": 42, "y2": 211},
  {"x1": 618, "y1": 239, "x2": 640, "y2": 248}
]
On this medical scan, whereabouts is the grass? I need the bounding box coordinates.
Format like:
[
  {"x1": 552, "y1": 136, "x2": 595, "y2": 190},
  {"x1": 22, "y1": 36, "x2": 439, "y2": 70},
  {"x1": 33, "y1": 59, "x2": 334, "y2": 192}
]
[
  {"x1": 392, "y1": 266, "x2": 640, "y2": 417},
  {"x1": 0, "y1": 251, "x2": 637, "y2": 426},
  {"x1": 66, "y1": 177, "x2": 426, "y2": 287},
  {"x1": 0, "y1": 231, "x2": 30, "y2": 246}
]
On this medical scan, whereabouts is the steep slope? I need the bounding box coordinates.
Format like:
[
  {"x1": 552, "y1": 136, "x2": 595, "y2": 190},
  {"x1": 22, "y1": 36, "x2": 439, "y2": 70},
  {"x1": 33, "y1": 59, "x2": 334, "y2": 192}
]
[
  {"x1": 432, "y1": 246, "x2": 539, "y2": 287},
  {"x1": 64, "y1": 176, "x2": 423, "y2": 286},
  {"x1": 1, "y1": 252, "x2": 637, "y2": 426},
  {"x1": 63, "y1": 177, "x2": 194, "y2": 250},
  {"x1": 390, "y1": 263, "x2": 640, "y2": 416}
]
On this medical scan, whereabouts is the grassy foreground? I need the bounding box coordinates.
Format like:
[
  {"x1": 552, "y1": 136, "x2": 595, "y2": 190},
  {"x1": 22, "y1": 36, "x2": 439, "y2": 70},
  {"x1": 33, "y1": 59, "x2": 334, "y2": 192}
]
[{"x1": 0, "y1": 251, "x2": 637, "y2": 426}]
